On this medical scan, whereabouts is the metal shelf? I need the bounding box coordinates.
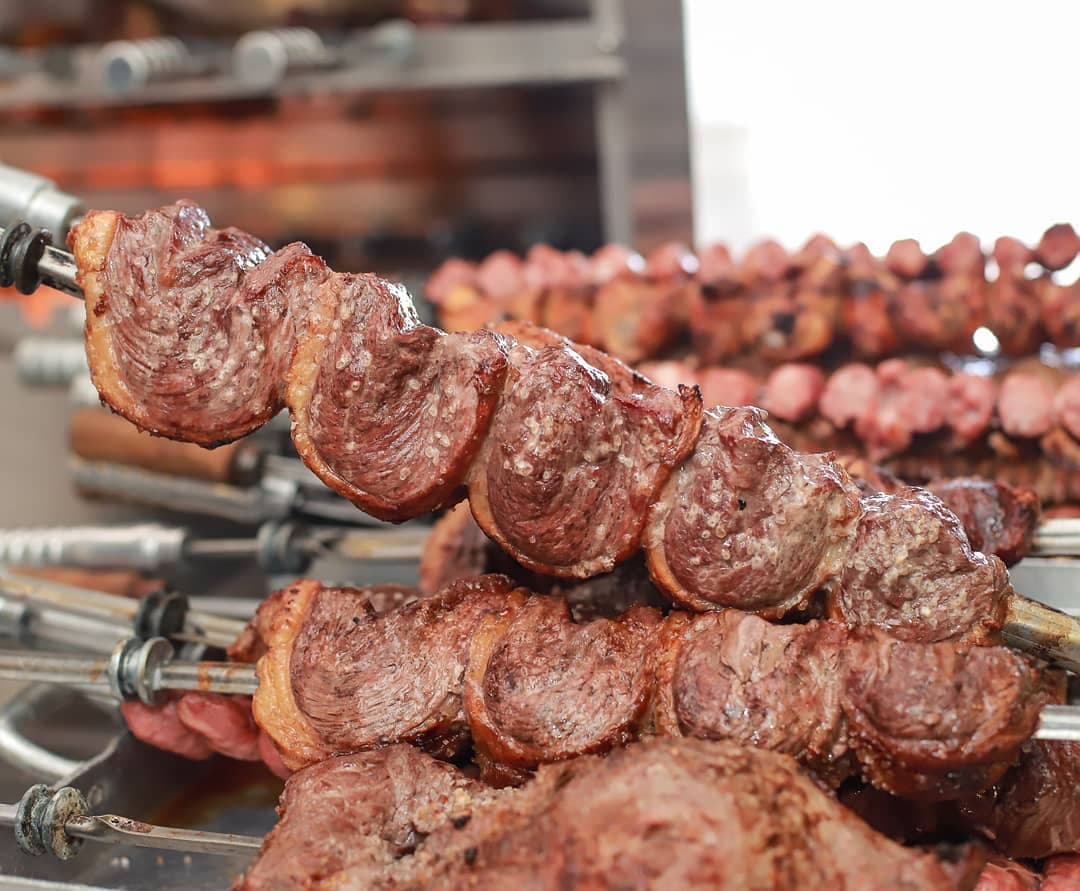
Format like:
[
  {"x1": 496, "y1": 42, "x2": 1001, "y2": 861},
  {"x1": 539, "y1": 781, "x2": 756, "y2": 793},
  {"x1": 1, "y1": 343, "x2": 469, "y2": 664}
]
[
  {"x1": 0, "y1": 0, "x2": 697, "y2": 247},
  {"x1": 0, "y1": 20, "x2": 623, "y2": 110}
]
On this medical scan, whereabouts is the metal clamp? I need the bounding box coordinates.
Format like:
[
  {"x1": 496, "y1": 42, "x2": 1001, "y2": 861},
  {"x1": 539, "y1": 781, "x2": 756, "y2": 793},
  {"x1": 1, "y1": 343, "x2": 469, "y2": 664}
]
[
  {"x1": 132, "y1": 590, "x2": 189, "y2": 642},
  {"x1": 106, "y1": 638, "x2": 173, "y2": 706},
  {"x1": 15, "y1": 784, "x2": 88, "y2": 860}
]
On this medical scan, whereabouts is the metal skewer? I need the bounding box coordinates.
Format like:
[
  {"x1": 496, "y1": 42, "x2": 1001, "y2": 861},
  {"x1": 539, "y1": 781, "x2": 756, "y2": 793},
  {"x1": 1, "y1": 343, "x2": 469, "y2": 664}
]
[
  {"x1": 0, "y1": 637, "x2": 257, "y2": 704},
  {"x1": 0, "y1": 521, "x2": 429, "y2": 576},
  {"x1": 1031, "y1": 517, "x2": 1080, "y2": 556},
  {"x1": 6, "y1": 220, "x2": 1080, "y2": 674},
  {"x1": 1035, "y1": 704, "x2": 1080, "y2": 741},
  {"x1": 0, "y1": 568, "x2": 246, "y2": 651},
  {"x1": 0, "y1": 784, "x2": 260, "y2": 861}
]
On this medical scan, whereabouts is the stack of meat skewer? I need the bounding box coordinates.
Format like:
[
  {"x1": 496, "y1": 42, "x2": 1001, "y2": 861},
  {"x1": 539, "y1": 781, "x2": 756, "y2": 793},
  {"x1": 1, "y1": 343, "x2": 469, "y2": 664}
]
[
  {"x1": 6, "y1": 200, "x2": 1076, "y2": 889},
  {"x1": 427, "y1": 228, "x2": 1080, "y2": 506}
]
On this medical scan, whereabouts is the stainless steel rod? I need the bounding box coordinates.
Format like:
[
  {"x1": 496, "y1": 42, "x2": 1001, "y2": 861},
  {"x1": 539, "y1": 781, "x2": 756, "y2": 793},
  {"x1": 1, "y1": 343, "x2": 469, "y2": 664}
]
[
  {"x1": 0, "y1": 569, "x2": 139, "y2": 625},
  {"x1": 0, "y1": 651, "x2": 109, "y2": 688},
  {"x1": 36, "y1": 243, "x2": 81, "y2": 297},
  {"x1": 156, "y1": 661, "x2": 258, "y2": 697},
  {"x1": 0, "y1": 644, "x2": 258, "y2": 700},
  {"x1": 63, "y1": 814, "x2": 262, "y2": 855},
  {"x1": 1035, "y1": 704, "x2": 1080, "y2": 742},
  {"x1": 0, "y1": 568, "x2": 246, "y2": 651},
  {"x1": 1003, "y1": 594, "x2": 1080, "y2": 675}
]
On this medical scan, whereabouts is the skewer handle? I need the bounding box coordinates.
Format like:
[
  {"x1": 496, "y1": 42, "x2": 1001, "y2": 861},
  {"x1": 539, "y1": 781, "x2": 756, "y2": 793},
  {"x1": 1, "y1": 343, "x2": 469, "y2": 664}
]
[{"x1": 0, "y1": 221, "x2": 80, "y2": 297}]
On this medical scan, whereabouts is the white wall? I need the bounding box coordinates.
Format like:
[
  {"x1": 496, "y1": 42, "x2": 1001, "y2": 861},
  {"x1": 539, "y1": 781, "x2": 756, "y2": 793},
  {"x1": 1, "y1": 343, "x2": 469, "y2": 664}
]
[{"x1": 683, "y1": 0, "x2": 1080, "y2": 255}]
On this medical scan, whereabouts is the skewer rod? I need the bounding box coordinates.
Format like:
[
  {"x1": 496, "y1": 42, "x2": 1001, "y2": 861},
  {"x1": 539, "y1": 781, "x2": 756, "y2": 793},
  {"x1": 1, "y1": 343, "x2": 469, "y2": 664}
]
[
  {"x1": 0, "y1": 568, "x2": 246, "y2": 651},
  {"x1": 62, "y1": 814, "x2": 262, "y2": 855},
  {"x1": 1036, "y1": 704, "x2": 1080, "y2": 741},
  {"x1": 1003, "y1": 594, "x2": 1080, "y2": 675},
  {"x1": 157, "y1": 661, "x2": 258, "y2": 697},
  {"x1": 0, "y1": 651, "x2": 108, "y2": 688},
  {"x1": 0, "y1": 640, "x2": 258, "y2": 702},
  {"x1": 0, "y1": 799, "x2": 261, "y2": 858}
]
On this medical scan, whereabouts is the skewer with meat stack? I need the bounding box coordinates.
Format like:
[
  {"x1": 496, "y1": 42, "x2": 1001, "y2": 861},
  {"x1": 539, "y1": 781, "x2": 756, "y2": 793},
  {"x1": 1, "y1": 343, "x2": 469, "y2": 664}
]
[
  {"x1": 51, "y1": 201, "x2": 1078, "y2": 668},
  {"x1": 120, "y1": 574, "x2": 1066, "y2": 805}
]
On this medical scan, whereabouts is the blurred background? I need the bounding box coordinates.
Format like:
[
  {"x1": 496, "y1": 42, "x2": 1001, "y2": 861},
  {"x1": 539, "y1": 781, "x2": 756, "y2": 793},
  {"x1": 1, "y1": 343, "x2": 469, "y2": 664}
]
[{"x1": 0, "y1": 0, "x2": 689, "y2": 531}]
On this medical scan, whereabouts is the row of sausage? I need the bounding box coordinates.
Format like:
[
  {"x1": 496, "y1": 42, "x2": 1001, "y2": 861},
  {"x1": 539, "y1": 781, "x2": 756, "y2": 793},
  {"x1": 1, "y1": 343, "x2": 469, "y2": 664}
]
[
  {"x1": 633, "y1": 356, "x2": 1080, "y2": 463},
  {"x1": 425, "y1": 224, "x2": 1080, "y2": 365}
]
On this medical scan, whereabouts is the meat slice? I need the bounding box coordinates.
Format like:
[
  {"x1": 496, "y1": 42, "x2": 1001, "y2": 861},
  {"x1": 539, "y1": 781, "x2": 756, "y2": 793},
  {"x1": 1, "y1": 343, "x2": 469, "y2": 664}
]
[
  {"x1": 998, "y1": 371, "x2": 1057, "y2": 439},
  {"x1": 636, "y1": 359, "x2": 696, "y2": 392},
  {"x1": 419, "y1": 501, "x2": 496, "y2": 595},
  {"x1": 892, "y1": 280, "x2": 982, "y2": 353},
  {"x1": 120, "y1": 698, "x2": 214, "y2": 761},
  {"x1": 885, "y1": 238, "x2": 928, "y2": 279},
  {"x1": 833, "y1": 459, "x2": 1040, "y2": 566},
  {"x1": 1056, "y1": 374, "x2": 1080, "y2": 440},
  {"x1": 790, "y1": 232, "x2": 839, "y2": 271},
  {"x1": 589, "y1": 243, "x2": 645, "y2": 286},
  {"x1": 972, "y1": 861, "x2": 1041, "y2": 891},
  {"x1": 241, "y1": 738, "x2": 984, "y2": 891},
  {"x1": 465, "y1": 596, "x2": 660, "y2": 774},
  {"x1": 286, "y1": 273, "x2": 509, "y2": 521},
  {"x1": 935, "y1": 232, "x2": 985, "y2": 277},
  {"x1": 687, "y1": 243, "x2": 746, "y2": 363},
  {"x1": 70, "y1": 203, "x2": 327, "y2": 445},
  {"x1": 1040, "y1": 280, "x2": 1080, "y2": 349},
  {"x1": 830, "y1": 490, "x2": 1011, "y2": 644},
  {"x1": 1035, "y1": 222, "x2": 1080, "y2": 271},
  {"x1": 963, "y1": 741, "x2": 1080, "y2": 859},
  {"x1": 1043, "y1": 856, "x2": 1080, "y2": 890},
  {"x1": 425, "y1": 257, "x2": 476, "y2": 304},
  {"x1": 475, "y1": 250, "x2": 525, "y2": 304},
  {"x1": 419, "y1": 502, "x2": 668, "y2": 621},
  {"x1": 986, "y1": 277, "x2": 1044, "y2": 356},
  {"x1": 175, "y1": 693, "x2": 260, "y2": 762},
  {"x1": 592, "y1": 275, "x2": 681, "y2": 364},
  {"x1": 696, "y1": 367, "x2": 760, "y2": 408},
  {"x1": 652, "y1": 612, "x2": 848, "y2": 775},
  {"x1": 842, "y1": 630, "x2": 1057, "y2": 800},
  {"x1": 926, "y1": 478, "x2": 1041, "y2": 567},
  {"x1": 263, "y1": 574, "x2": 516, "y2": 768},
  {"x1": 489, "y1": 319, "x2": 649, "y2": 397},
  {"x1": 845, "y1": 274, "x2": 901, "y2": 357},
  {"x1": 235, "y1": 745, "x2": 491, "y2": 891},
  {"x1": 855, "y1": 360, "x2": 949, "y2": 458},
  {"x1": 740, "y1": 282, "x2": 833, "y2": 362},
  {"x1": 819, "y1": 363, "x2": 878, "y2": 429},
  {"x1": 993, "y1": 237, "x2": 1034, "y2": 275},
  {"x1": 645, "y1": 406, "x2": 862, "y2": 616},
  {"x1": 538, "y1": 250, "x2": 596, "y2": 345},
  {"x1": 468, "y1": 344, "x2": 702, "y2": 577},
  {"x1": 739, "y1": 238, "x2": 789, "y2": 285},
  {"x1": 761, "y1": 363, "x2": 826, "y2": 422},
  {"x1": 948, "y1": 373, "x2": 997, "y2": 444}
]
